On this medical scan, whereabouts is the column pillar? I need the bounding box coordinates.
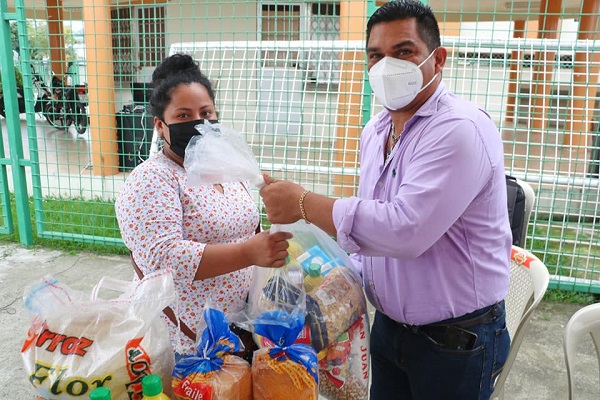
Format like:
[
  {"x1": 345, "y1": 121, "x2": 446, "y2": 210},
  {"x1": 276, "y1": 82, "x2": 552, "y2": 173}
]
[
  {"x1": 46, "y1": 0, "x2": 67, "y2": 77},
  {"x1": 505, "y1": 20, "x2": 526, "y2": 123},
  {"x1": 82, "y1": 0, "x2": 119, "y2": 175},
  {"x1": 530, "y1": 0, "x2": 562, "y2": 132},
  {"x1": 333, "y1": 1, "x2": 368, "y2": 196},
  {"x1": 564, "y1": 0, "x2": 600, "y2": 146}
]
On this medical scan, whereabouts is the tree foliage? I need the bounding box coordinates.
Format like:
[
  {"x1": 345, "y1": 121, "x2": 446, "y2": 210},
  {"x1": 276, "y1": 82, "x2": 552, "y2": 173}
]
[
  {"x1": 3, "y1": 20, "x2": 82, "y2": 96},
  {"x1": 10, "y1": 20, "x2": 82, "y2": 61},
  {"x1": 0, "y1": 68, "x2": 23, "y2": 96}
]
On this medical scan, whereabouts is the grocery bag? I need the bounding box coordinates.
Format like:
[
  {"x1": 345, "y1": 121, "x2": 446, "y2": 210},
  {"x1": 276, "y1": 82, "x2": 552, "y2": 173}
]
[
  {"x1": 21, "y1": 270, "x2": 176, "y2": 400},
  {"x1": 249, "y1": 221, "x2": 371, "y2": 399},
  {"x1": 263, "y1": 221, "x2": 367, "y2": 351}
]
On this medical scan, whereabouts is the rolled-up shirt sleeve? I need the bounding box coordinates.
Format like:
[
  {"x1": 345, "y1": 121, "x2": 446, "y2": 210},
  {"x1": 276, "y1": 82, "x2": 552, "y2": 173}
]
[{"x1": 333, "y1": 197, "x2": 362, "y2": 254}]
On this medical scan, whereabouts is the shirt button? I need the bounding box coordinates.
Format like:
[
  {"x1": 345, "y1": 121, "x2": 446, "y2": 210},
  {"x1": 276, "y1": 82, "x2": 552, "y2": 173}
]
[{"x1": 377, "y1": 182, "x2": 383, "y2": 187}]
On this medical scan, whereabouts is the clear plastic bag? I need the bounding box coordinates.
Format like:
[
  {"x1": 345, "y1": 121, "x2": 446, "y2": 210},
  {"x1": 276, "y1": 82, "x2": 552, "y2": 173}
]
[
  {"x1": 270, "y1": 221, "x2": 367, "y2": 354},
  {"x1": 249, "y1": 221, "x2": 371, "y2": 399},
  {"x1": 183, "y1": 123, "x2": 265, "y2": 188},
  {"x1": 172, "y1": 303, "x2": 252, "y2": 400},
  {"x1": 246, "y1": 255, "x2": 306, "y2": 329},
  {"x1": 21, "y1": 270, "x2": 176, "y2": 400}
]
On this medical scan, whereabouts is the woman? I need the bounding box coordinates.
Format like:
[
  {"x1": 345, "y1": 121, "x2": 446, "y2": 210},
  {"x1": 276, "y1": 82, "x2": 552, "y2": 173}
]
[{"x1": 115, "y1": 53, "x2": 291, "y2": 355}]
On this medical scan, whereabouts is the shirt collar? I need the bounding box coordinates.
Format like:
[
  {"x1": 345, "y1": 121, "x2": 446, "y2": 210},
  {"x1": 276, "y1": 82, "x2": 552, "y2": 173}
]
[
  {"x1": 373, "y1": 82, "x2": 448, "y2": 135},
  {"x1": 415, "y1": 81, "x2": 447, "y2": 117}
]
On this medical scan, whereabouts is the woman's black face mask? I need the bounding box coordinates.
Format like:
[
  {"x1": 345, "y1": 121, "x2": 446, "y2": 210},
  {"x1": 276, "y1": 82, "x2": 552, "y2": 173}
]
[{"x1": 163, "y1": 119, "x2": 218, "y2": 158}]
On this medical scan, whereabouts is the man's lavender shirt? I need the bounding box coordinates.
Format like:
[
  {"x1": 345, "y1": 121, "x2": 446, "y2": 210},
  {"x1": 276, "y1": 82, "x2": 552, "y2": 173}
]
[{"x1": 333, "y1": 83, "x2": 511, "y2": 326}]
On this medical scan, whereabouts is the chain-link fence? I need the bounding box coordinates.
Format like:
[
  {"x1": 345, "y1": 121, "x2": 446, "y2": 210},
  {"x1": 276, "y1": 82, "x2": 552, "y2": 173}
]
[{"x1": 0, "y1": 0, "x2": 599, "y2": 292}]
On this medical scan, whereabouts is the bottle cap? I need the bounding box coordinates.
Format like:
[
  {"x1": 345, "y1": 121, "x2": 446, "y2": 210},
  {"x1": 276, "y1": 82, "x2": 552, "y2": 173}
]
[
  {"x1": 89, "y1": 387, "x2": 111, "y2": 400},
  {"x1": 308, "y1": 263, "x2": 321, "y2": 277},
  {"x1": 142, "y1": 374, "x2": 163, "y2": 397}
]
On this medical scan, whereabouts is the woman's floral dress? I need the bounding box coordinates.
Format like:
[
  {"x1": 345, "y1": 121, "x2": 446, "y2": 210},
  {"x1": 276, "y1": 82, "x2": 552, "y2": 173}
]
[{"x1": 115, "y1": 151, "x2": 259, "y2": 354}]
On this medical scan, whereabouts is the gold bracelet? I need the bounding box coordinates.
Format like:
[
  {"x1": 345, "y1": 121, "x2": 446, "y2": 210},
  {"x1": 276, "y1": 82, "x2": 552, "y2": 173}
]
[{"x1": 299, "y1": 189, "x2": 311, "y2": 224}]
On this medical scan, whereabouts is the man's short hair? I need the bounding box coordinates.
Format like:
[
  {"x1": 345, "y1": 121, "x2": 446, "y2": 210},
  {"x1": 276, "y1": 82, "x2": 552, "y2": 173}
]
[{"x1": 366, "y1": 0, "x2": 441, "y2": 52}]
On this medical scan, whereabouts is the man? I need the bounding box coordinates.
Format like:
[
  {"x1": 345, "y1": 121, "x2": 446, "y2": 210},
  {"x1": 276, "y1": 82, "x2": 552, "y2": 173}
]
[{"x1": 259, "y1": 1, "x2": 512, "y2": 398}]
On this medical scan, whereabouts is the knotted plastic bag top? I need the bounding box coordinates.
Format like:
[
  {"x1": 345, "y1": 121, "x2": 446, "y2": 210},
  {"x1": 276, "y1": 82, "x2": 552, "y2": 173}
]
[
  {"x1": 173, "y1": 307, "x2": 242, "y2": 377},
  {"x1": 183, "y1": 123, "x2": 265, "y2": 188},
  {"x1": 253, "y1": 310, "x2": 318, "y2": 383}
]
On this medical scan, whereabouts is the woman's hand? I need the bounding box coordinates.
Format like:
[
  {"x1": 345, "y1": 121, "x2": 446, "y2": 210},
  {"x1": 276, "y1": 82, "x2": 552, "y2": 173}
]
[
  {"x1": 243, "y1": 230, "x2": 293, "y2": 268},
  {"x1": 260, "y1": 174, "x2": 306, "y2": 224}
]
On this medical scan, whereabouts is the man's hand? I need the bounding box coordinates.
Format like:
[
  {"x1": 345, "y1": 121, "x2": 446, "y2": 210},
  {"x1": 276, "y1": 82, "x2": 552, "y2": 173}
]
[{"x1": 260, "y1": 173, "x2": 306, "y2": 224}]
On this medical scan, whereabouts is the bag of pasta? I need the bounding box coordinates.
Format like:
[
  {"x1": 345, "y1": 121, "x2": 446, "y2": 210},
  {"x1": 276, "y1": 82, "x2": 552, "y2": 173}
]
[
  {"x1": 21, "y1": 270, "x2": 175, "y2": 400},
  {"x1": 251, "y1": 310, "x2": 318, "y2": 400},
  {"x1": 172, "y1": 305, "x2": 252, "y2": 400}
]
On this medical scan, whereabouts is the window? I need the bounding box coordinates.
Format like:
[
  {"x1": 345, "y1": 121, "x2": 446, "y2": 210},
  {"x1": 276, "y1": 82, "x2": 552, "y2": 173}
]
[
  {"x1": 261, "y1": 4, "x2": 301, "y2": 67},
  {"x1": 259, "y1": 2, "x2": 341, "y2": 85},
  {"x1": 306, "y1": 2, "x2": 340, "y2": 85}
]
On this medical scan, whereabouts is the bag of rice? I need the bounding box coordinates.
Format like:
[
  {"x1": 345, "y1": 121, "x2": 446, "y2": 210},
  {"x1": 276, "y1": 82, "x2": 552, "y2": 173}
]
[{"x1": 21, "y1": 271, "x2": 176, "y2": 400}]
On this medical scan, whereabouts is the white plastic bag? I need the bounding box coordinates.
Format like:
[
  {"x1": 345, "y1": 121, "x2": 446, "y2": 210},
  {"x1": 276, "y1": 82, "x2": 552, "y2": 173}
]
[
  {"x1": 183, "y1": 122, "x2": 265, "y2": 188},
  {"x1": 21, "y1": 270, "x2": 176, "y2": 400}
]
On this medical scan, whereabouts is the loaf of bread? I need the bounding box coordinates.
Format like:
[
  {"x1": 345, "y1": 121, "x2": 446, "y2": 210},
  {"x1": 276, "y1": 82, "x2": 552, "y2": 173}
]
[{"x1": 172, "y1": 354, "x2": 252, "y2": 400}]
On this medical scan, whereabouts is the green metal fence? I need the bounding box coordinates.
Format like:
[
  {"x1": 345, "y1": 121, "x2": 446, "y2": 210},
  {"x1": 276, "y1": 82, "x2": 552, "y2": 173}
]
[{"x1": 0, "y1": 0, "x2": 599, "y2": 292}]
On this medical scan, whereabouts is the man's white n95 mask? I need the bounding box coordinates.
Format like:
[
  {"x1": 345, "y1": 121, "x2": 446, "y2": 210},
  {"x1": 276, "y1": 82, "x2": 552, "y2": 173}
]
[{"x1": 368, "y1": 49, "x2": 438, "y2": 111}]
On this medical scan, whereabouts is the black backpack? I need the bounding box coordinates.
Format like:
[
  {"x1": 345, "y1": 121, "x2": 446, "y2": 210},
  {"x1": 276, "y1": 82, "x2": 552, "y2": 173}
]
[{"x1": 505, "y1": 175, "x2": 527, "y2": 246}]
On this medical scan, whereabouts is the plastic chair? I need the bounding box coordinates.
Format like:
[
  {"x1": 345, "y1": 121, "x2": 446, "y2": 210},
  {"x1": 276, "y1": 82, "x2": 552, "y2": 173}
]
[
  {"x1": 563, "y1": 302, "x2": 600, "y2": 400},
  {"x1": 491, "y1": 246, "x2": 550, "y2": 399}
]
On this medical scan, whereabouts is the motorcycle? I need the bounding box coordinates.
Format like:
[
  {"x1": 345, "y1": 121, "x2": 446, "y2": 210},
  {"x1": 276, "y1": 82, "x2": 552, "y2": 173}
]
[
  {"x1": 43, "y1": 74, "x2": 89, "y2": 134},
  {"x1": 0, "y1": 67, "x2": 53, "y2": 118}
]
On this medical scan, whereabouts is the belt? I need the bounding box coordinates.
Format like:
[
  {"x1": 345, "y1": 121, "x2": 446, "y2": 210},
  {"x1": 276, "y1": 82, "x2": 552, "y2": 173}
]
[{"x1": 398, "y1": 300, "x2": 504, "y2": 334}]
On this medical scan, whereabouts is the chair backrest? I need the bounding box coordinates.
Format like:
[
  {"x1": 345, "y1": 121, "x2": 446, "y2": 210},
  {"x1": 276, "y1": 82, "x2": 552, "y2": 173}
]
[
  {"x1": 506, "y1": 176, "x2": 536, "y2": 248},
  {"x1": 563, "y1": 302, "x2": 600, "y2": 400},
  {"x1": 515, "y1": 178, "x2": 535, "y2": 248},
  {"x1": 491, "y1": 246, "x2": 550, "y2": 399}
]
